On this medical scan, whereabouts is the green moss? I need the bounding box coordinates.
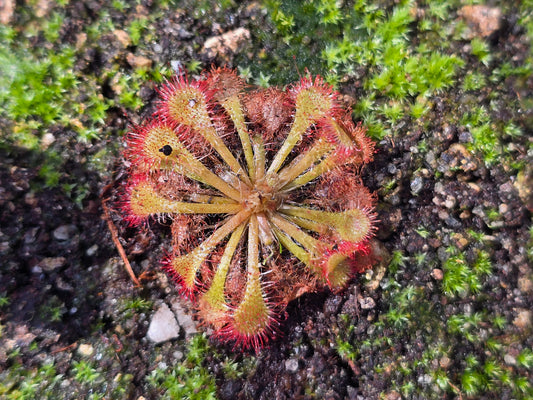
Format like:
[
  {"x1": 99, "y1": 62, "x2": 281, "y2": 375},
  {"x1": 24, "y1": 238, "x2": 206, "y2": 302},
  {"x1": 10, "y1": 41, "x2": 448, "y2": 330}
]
[
  {"x1": 260, "y1": 0, "x2": 463, "y2": 141},
  {"x1": 72, "y1": 360, "x2": 102, "y2": 384},
  {"x1": 462, "y1": 70, "x2": 487, "y2": 91},
  {"x1": 146, "y1": 334, "x2": 217, "y2": 400},
  {"x1": 441, "y1": 249, "x2": 492, "y2": 298}
]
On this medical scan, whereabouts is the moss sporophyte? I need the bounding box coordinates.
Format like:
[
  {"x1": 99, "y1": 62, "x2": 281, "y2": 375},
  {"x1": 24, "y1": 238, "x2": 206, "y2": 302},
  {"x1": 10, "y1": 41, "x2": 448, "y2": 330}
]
[{"x1": 121, "y1": 67, "x2": 377, "y2": 351}]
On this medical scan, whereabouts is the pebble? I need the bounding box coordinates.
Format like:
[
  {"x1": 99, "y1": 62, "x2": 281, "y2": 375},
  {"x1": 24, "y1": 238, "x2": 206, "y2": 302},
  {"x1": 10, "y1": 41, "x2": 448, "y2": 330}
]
[
  {"x1": 0, "y1": 0, "x2": 14, "y2": 24},
  {"x1": 0, "y1": 241, "x2": 9, "y2": 254},
  {"x1": 285, "y1": 358, "x2": 300, "y2": 373},
  {"x1": 383, "y1": 391, "x2": 401, "y2": 400},
  {"x1": 444, "y1": 195, "x2": 456, "y2": 209},
  {"x1": 438, "y1": 143, "x2": 477, "y2": 175},
  {"x1": 439, "y1": 356, "x2": 451, "y2": 369},
  {"x1": 512, "y1": 309, "x2": 532, "y2": 331},
  {"x1": 40, "y1": 133, "x2": 55, "y2": 149},
  {"x1": 458, "y1": 5, "x2": 502, "y2": 39},
  {"x1": 24, "y1": 227, "x2": 39, "y2": 244},
  {"x1": 417, "y1": 374, "x2": 433, "y2": 386},
  {"x1": 126, "y1": 53, "x2": 153, "y2": 69},
  {"x1": 77, "y1": 343, "x2": 94, "y2": 357},
  {"x1": 518, "y1": 273, "x2": 533, "y2": 294},
  {"x1": 359, "y1": 297, "x2": 376, "y2": 310},
  {"x1": 504, "y1": 354, "x2": 516, "y2": 366},
  {"x1": 458, "y1": 130, "x2": 473, "y2": 143},
  {"x1": 39, "y1": 257, "x2": 66, "y2": 272},
  {"x1": 410, "y1": 176, "x2": 423, "y2": 195},
  {"x1": 146, "y1": 303, "x2": 180, "y2": 343},
  {"x1": 425, "y1": 151, "x2": 437, "y2": 169},
  {"x1": 365, "y1": 240, "x2": 389, "y2": 291},
  {"x1": 431, "y1": 269, "x2": 444, "y2": 280},
  {"x1": 171, "y1": 299, "x2": 198, "y2": 338},
  {"x1": 202, "y1": 27, "x2": 251, "y2": 60},
  {"x1": 324, "y1": 295, "x2": 343, "y2": 315},
  {"x1": 515, "y1": 165, "x2": 533, "y2": 212},
  {"x1": 498, "y1": 203, "x2": 509, "y2": 214},
  {"x1": 113, "y1": 29, "x2": 131, "y2": 47},
  {"x1": 53, "y1": 224, "x2": 78, "y2": 241},
  {"x1": 86, "y1": 244, "x2": 98, "y2": 257}
]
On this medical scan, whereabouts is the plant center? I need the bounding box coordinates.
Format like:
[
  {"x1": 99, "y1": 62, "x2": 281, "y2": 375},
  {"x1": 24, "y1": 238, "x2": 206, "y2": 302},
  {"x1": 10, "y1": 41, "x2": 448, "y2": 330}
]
[{"x1": 242, "y1": 179, "x2": 281, "y2": 214}]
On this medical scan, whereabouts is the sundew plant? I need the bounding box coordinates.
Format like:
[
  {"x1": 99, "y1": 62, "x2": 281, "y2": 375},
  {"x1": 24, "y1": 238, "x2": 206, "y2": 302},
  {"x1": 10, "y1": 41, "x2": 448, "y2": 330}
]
[{"x1": 121, "y1": 68, "x2": 376, "y2": 351}]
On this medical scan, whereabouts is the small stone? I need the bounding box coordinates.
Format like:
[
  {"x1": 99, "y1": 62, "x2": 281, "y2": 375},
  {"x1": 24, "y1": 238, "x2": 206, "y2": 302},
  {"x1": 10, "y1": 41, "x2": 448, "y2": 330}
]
[
  {"x1": 86, "y1": 244, "x2": 98, "y2": 257},
  {"x1": 53, "y1": 224, "x2": 78, "y2": 241},
  {"x1": 0, "y1": 241, "x2": 9, "y2": 254},
  {"x1": 410, "y1": 176, "x2": 423, "y2": 195},
  {"x1": 434, "y1": 182, "x2": 445, "y2": 196},
  {"x1": 452, "y1": 233, "x2": 469, "y2": 250},
  {"x1": 12, "y1": 325, "x2": 37, "y2": 348},
  {"x1": 324, "y1": 295, "x2": 343, "y2": 315},
  {"x1": 458, "y1": 5, "x2": 502, "y2": 39},
  {"x1": 515, "y1": 165, "x2": 533, "y2": 212},
  {"x1": 518, "y1": 272, "x2": 533, "y2": 294},
  {"x1": 512, "y1": 309, "x2": 532, "y2": 331},
  {"x1": 31, "y1": 265, "x2": 43, "y2": 274},
  {"x1": 170, "y1": 60, "x2": 183, "y2": 73},
  {"x1": 114, "y1": 29, "x2": 131, "y2": 47},
  {"x1": 498, "y1": 203, "x2": 509, "y2": 214},
  {"x1": 346, "y1": 386, "x2": 358, "y2": 400},
  {"x1": 24, "y1": 192, "x2": 38, "y2": 207},
  {"x1": 24, "y1": 227, "x2": 39, "y2": 244},
  {"x1": 459, "y1": 210, "x2": 471, "y2": 219},
  {"x1": 499, "y1": 182, "x2": 514, "y2": 194},
  {"x1": 431, "y1": 269, "x2": 444, "y2": 280},
  {"x1": 56, "y1": 277, "x2": 74, "y2": 291},
  {"x1": 444, "y1": 195, "x2": 456, "y2": 209},
  {"x1": 39, "y1": 257, "x2": 67, "y2": 272},
  {"x1": 41, "y1": 133, "x2": 55, "y2": 149},
  {"x1": 438, "y1": 209, "x2": 449, "y2": 221},
  {"x1": 202, "y1": 27, "x2": 251, "y2": 60},
  {"x1": 0, "y1": 0, "x2": 15, "y2": 24},
  {"x1": 365, "y1": 240, "x2": 389, "y2": 291},
  {"x1": 467, "y1": 182, "x2": 481, "y2": 193},
  {"x1": 75, "y1": 32, "x2": 87, "y2": 49},
  {"x1": 147, "y1": 303, "x2": 180, "y2": 343},
  {"x1": 359, "y1": 297, "x2": 376, "y2": 310},
  {"x1": 383, "y1": 391, "x2": 401, "y2": 400},
  {"x1": 425, "y1": 151, "x2": 437, "y2": 168},
  {"x1": 438, "y1": 143, "x2": 477, "y2": 175},
  {"x1": 439, "y1": 356, "x2": 451, "y2": 369},
  {"x1": 504, "y1": 354, "x2": 516, "y2": 366},
  {"x1": 77, "y1": 343, "x2": 94, "y2": 357},
  {"x1": 417, "y1": 374, "x2": 433, "y2": 386},
  {"x1": 126, "y1": 53, "x2": 153, "y2": 69},
  {"x1": 458, "y1": 130, "x2": 473, "y2": 143},
  {"x1": 35, "y1": 0, "x2": 53, "y2": 18},
  {"x1": 285, "y1": 358, "x2": 299, "y2": 373},
  {"x1": 171, "y1": 300, "x2": 198, "y2": 338}
]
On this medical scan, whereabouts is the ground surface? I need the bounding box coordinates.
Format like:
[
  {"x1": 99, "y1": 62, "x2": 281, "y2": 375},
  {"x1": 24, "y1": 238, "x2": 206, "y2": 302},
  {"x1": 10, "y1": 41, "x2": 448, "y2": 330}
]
[{"x1": 0, "y1": 1, "x2": 532, "y2": 399}]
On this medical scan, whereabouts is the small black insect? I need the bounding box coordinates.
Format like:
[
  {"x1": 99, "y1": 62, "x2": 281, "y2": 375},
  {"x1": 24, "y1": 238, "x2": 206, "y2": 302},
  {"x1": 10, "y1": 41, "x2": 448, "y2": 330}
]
[{"x1": 159, "y1": 145, "x2": 173, "y2": 156}]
